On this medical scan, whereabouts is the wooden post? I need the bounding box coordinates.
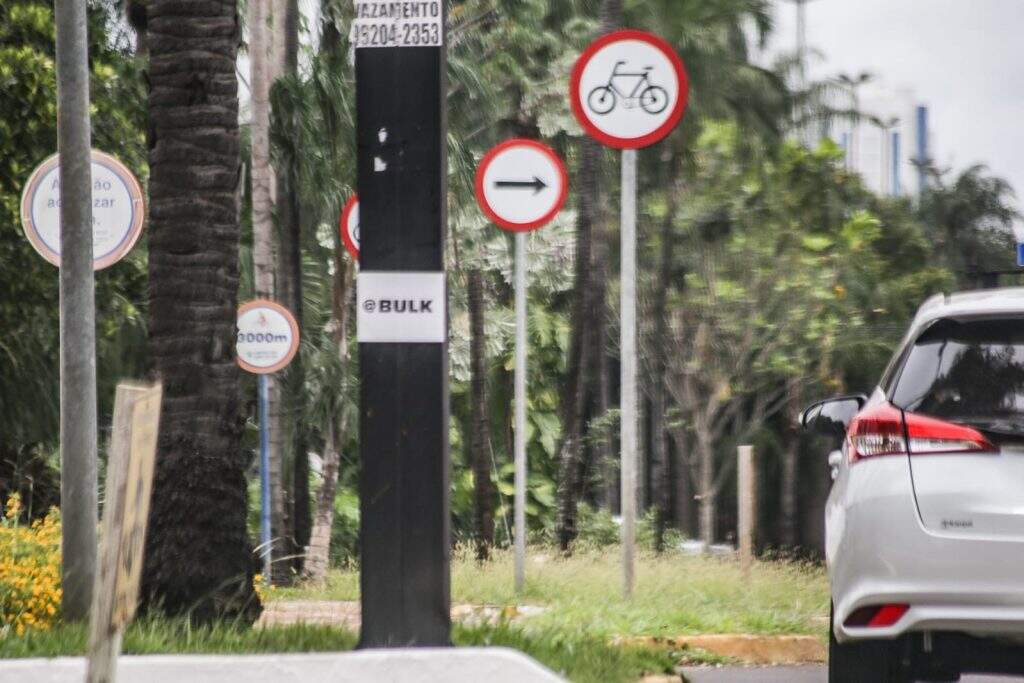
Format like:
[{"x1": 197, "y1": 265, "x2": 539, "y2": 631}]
[
  {"x1": 87, "y1": 382, "x2": 162, "y2": 683},
  {"x1": 737, "y1": 444, "x2": 756, "y2": 577}
]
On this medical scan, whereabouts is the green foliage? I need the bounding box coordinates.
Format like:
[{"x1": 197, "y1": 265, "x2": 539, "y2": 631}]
[
  {"x1": 328, "y1": 488, "x2": 360, "y2": 566},
  {"x1": 0, "y1": 0, "x2": 147, "y2": 478},
  {"x1": 918, "y1": 162, "x2": 1020, "y2": 286}
]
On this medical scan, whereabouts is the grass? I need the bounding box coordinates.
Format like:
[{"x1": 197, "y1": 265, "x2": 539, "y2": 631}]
[
  {"x1": 0, "y1": 620, "x2": 358, "y2": 659},
  {"x1": 0, "y1": 619, "x2": 675, "y2": 683},
  {"x1": 278, "y1": 546, "x2": 830, "y2": 638},
  {"x1": 0, "y1": 548, "x2": 826, "y2": 681}
]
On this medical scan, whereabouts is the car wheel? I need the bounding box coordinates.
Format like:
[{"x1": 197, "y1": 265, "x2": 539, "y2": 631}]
[{"x1": 829, "y1": 604, "x2": 908, "y2": 682}]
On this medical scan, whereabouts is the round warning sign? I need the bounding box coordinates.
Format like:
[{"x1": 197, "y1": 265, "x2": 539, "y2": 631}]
[
  {"x1": 339, "y1": 195, "x2": 360, "y2": 261},
  {"x1": 236, "y1": 300, "x2": 300, "y2": 375},
  {"x1": 20, "y1": 150, "x2": 145, "y2": 270},
  {"x1": 570, "y1": 30, "x2": 689, "y2": 149},
  {"x1": 475, "y1": 139, "x2": 568, "y2": 232}
]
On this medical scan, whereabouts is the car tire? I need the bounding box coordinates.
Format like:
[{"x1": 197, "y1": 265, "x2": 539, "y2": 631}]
[{"x1": 829, "y1": 605, "x2": 908, "y2": 682}]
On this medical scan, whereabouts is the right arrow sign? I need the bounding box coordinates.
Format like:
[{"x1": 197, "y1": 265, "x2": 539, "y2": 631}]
[{"x1": 475, "y1": 139, "x2": 568, "y2": 232}]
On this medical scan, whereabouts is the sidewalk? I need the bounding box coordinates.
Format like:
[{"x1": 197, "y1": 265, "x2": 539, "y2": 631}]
[{"x1": 0, "y1": 649, "x2": 565, "y2": 683}]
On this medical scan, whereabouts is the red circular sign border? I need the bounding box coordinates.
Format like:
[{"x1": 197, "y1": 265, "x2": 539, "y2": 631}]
[
  {"x1": 236, "y1": 299, "x2": 301, "y2": 375},
  {"x1": 339, "y1": 194, "x2": 360, "y2": 261},
  {"x1": 474, "y1": 138, "x2": 569, "y2": 232},
  {"x1": 19, "y1": 150, "x2": 146, "y2": 270},
  {"x1": 570, "y1": 29, "x2": 690, "y2": 150}
]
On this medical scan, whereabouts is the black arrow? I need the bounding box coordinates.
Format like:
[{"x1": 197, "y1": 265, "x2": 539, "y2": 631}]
[{"x1": 494, "y1": 176, "x2": 548, "y2": 194}]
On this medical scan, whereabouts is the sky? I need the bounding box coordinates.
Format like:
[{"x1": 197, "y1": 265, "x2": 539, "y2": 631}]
[{"x1": 766, "y1": 0, "x2": 1024, "y2": 238}]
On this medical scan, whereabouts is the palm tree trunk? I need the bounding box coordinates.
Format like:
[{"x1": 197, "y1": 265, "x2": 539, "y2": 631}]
[
  {"x1": 555, "y1": 137, "x2": 596, "y2": 551},
  {"x1": 273, "y1": 0, "x2": 309, "y2": 575},
  {"x1": 650, "y1": 382, "x2": 668, "y2": 551},
  {"x1": 467, "y1": 269, "x2": 494, "y2": 560},
  {"x1": 305, "y1": 243, "x2": 354, "y2": 581},
  {"x1": 305, "y1": 415, "x2": 341, "y2": 582},
  {"x1": 780, "y1": 383, "x2": 802, "y2": 549},
  {"x1": 650, "y1": 170, "x2": 679, "y2": 551},
  {"x1": 554, "y1": 0, "x2": 620, "y2": 553},
  {"x1": 249, "y1": 0, "x2": 290, "y2": 584},
  {"x1": 697, "y1": 431, "x2": 716, "y2": 548},
  {"x1": 589, "y1": 161, "x2": 613, "y2": 514},
  {"x1": 142, "y1": 0, "x2": 259, "y2": 622},
  {"x1": 600, "y1": 345, "x2": 618, "y2": 512},
  {"x1": 670, "y1": 426, "x2": 695, "y2": 536}
]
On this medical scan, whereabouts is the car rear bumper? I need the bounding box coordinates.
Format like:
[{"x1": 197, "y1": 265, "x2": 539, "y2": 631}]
[{"x1": 828, "y1": 458, "x2": 1024, "y2": 643}]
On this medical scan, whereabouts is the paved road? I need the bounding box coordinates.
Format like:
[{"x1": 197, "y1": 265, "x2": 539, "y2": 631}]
[{"x1": 680, "y1": 665, "x2": 1023, "y2": 682}]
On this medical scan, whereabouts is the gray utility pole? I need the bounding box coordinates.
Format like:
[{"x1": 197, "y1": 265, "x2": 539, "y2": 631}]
[
  {"x1": 55, "y1": 0, "x2": 97, "y2": 622},
  {"x1": 620, "y1": 148, "x2": 638, "y2": 597}
]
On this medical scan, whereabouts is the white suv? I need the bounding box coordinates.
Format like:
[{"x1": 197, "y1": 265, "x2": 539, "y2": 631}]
[{"x1": 803, "y1": 288, "x2": 1024, "y2": 682}]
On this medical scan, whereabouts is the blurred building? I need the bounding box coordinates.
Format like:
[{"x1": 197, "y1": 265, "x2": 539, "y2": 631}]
[{"x1": 833, "y1": 83, "x2": 933, "y2": 199}]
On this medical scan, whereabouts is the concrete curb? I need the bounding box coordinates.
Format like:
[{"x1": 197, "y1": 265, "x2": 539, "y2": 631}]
[{"x1": 0, "y1": 648, "x2": 566, "y2": 682}]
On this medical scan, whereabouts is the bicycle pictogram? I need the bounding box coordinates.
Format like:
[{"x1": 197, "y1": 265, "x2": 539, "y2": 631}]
[{"x1": 587, "y1": 61, "x2": 670, "y2": 116}]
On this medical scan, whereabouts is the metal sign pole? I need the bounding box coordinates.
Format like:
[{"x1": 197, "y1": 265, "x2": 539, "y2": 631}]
[
  {"x1": 514, "y1": 231, "x2": 528, "y2": 593},
  {"x1": 620, "y1": 148, "x2": 638, "y2": 597},
  {"x1": 474, "y1": 138, "x2": 566, "y2": 595},
  {"x1": 55, "y1": 0, "x2": 97, "y2": 622},
  {"x1": 570, "y1": 29, "x2": 687, "y2": 600},
  {"x1": 258, "y1": 373, "x2": 272, "y2": 584}
]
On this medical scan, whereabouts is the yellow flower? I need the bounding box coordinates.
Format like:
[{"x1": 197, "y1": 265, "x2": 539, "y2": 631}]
[{"x1": 1, "y1": 496, "x2": 61, "y2": 633}]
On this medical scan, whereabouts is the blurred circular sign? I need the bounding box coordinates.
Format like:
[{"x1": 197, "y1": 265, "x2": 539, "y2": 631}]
[
  {"x1": 236, "y1": 300, "x2": 300, "y2": 375},
  {"x1": 475, "y1": 139, "x2": 568, "y2": 232},
  {"x1": 19, "y1": 150, "x2": 145, "y2": 270},
  {"x1": 570, "y1": 30, "x2": 689, "y2": 149},
  {"x1": 339, "y1": 194, "x2": 360, "y2": 261}
]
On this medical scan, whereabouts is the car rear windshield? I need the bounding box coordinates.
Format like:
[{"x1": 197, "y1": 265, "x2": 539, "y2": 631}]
[{"x1": 891, "y1": 317, "x2": 1024, "y2": 428}]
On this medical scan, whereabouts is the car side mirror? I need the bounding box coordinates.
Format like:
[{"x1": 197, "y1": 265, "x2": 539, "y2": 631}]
[{"x1": 800, "y1": 394, "x2": 868, "y2": 439}]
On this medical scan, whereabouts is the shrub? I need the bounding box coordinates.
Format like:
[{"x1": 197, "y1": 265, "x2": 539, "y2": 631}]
[{"x1": 0, "y1": 494, "x2": 61, "y2": 635}]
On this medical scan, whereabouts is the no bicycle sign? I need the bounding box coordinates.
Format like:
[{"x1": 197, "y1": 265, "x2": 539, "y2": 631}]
[
  {"x1": 20, "y1": 149, "x2": 145, "y2": 270},
  {"x1": 570, "y1": 30, "x2": 689, "y2": 149}
]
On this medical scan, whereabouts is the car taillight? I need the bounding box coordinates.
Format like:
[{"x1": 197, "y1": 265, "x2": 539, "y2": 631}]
[
  {"x1": 848, "y1": 403, "x2": 995, "y2": 463},
  {"x1": 905, "y1": 411, "x2": 995, "y2": 455},
  {"x1": 848, "y1": 404, "x2": 907, "y2": 461}
]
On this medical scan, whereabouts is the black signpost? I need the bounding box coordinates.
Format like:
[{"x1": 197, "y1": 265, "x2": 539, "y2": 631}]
[{"x1": 354, "y1": 2, "x2": 451, "y2": 648}]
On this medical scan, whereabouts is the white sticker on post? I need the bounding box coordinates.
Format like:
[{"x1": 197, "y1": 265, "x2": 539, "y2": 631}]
[
  {"x1": 351, "y1": 1, "x2": 443, "y2": 49},
  {"x1": 357, "y1": 271, "x2": 446, "y2": 343}
]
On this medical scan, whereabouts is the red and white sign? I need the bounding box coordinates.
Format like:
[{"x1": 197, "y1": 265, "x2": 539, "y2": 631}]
[
  {"x1": 236, "y1": 300, "x2": 300, "y2": 375},
  {"x1": 475, "y1": 139, "x2": 568, "y2": 232},
  {"x1": 339, "y1": 194, "x2": 360, "y2": 261},
  {"x1": 570, "y1": 30, "x2": 689, "y2": 149},
  {"x1": 20, "y1": 150, "x2": 146, "y2": 270}
]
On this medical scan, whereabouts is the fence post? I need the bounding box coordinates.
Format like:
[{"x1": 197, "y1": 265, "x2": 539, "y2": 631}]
[{"x1": 737, "y1": 445, "x2": 756, "y2": 576}]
